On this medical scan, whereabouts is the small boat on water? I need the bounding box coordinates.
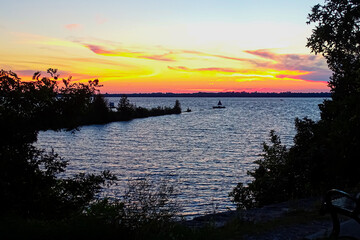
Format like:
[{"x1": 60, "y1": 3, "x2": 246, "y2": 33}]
[
  {"x1": 213, "y1": 100, "x2": 225, "y2": 109},
  {"x1": 185, "y1": 107, "x2": 192, "y2": 112}
]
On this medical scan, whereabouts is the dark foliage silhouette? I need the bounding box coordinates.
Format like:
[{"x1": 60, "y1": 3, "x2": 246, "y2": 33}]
[
  {"x1": 0, "y1": 69, "x2": 116, "y2": 219},
  {"x1": 114, "y1": 95, "x2": 182, "y2": 121},
  {"x1": 231, "y1": 0, "x2": 360, "y2": 208},
  {"x1": 0, "y1": 69, "x2": 181, "y2": 219}
]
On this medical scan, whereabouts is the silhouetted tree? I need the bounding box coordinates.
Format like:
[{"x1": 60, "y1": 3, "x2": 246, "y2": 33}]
[
  {"x1": 116, "y1": 95, "x2": 135, "y2": 119},
  {"x1": 87, "y1": 94, "x2": 110, "y2": 124},
  {"x1": 117, "y1": 95, "x2": 132, "y2": 111},
  {"x1": 0, "y1": 69, "x2": 115, "y2": 219},
  {"x1": 231, "y1": 0, "x2": 360, "y2": 208},
  {"x1": 302, "y1": 0, "x2": 360, "y2": 188},
  {"x1": 306, "y1": 0, "x2": 360, "y2": 99},
  {"x1": 173, "y1": 99, "x2": 181, "y2": 114}
]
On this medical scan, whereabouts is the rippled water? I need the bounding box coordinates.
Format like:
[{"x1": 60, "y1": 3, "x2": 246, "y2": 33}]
[{"x1": 36, "y1": 97, "x2": 325, "y2": 218}]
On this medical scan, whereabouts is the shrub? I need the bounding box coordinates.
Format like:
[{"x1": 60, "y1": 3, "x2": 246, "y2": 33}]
[
  {"x1": 121, "y1": 177, "x2": 181, "y2": 229},
  {"x1": 230, "y1": 131, "x2": 291, "y2": 208}
]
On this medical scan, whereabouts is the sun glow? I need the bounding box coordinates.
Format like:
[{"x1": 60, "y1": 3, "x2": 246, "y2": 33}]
[{"x1": 0, "y1": 0, "x2": 330, "y2": 93}]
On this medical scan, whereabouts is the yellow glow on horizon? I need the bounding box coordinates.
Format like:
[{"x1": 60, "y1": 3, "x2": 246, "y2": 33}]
[{"x1": 0, "y1": 31, "x2": 330, "y2": 94}]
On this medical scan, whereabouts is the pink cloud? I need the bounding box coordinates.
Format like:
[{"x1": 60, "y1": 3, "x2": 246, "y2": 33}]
[
  {"x1": 244, "y1": 49, "x2": 331, "y2": 81},
  {"x1": 276, "y1": 74, "x2": 303, "y2": 79},
  {"x1": 244, "y1": 50, "x2": 277, "y2": 60},
  {"x1": 85, "y1": 44, "x2": 117, "y2": 55},
  {"x1": 179, "y1": 50, "x2": 248, "y2": 62},
  {"x1": 140, "y1": 54, "x2": 175, "y2": 62},
  {"x1": 78, "y1": 39, "x2": 331, "y2": 82},
  {"x1": 64, "y1": 24, "x2": 82, "y2": 31},
  {"x1": 83, "y1": 43, "x2": 175, "y2": 61},
  {"x1": 168, "y1": 66, "x2": 238, "y2": 73}
]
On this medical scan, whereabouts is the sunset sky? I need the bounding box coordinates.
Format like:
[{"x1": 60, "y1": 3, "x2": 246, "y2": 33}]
[{"x1": 0, "y1": 0, "x2": 331, "y2": 93}]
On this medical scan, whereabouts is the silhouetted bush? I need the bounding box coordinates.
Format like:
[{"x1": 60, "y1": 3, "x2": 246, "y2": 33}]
[
  {"x1": 87, "y1": 94, "x2": 111, "y2": 124},
  {"x1": 121, "y1": 177, "x2": 180, "y2": 229},
  {"x1": 230, "y1": 131, "x2": 291, "y2": 209},
  {"x1": 82, "y1": 177, "x2": 181, "y2": 239},
  {"x1": 116, "y1": 95, "x2": 136, "y2": 120}
]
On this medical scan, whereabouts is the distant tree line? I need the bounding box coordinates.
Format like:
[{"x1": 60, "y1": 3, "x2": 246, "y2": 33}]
[
  {"x1": 103, "y1": 92, "x2": 331, "y2": 98},
  {"x1": 230, "y1": 0, "x2": 360, "y2": 209}
]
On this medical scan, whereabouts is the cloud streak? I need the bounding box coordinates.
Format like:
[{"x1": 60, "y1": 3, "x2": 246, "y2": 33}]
[
  {"x1": 168, "y1": 66, "x2": 238, "y2": 73},
  {"x1": 80, "y1": 42, "x2": 251, "y2": 63},
  {"x1": 84, "y1": 43, "x2": 176, "y2": 61},
  {"x1": 245, "y1": 49, "x2": 329, "y2": 73},
  {"x1": 77, "y1": 39, "x2": 330, "y2": 83},
  {"x1": 168, "y1": 65, "x2": 311, "y2": 81},
  {"x1": 244, "y1": 50, "x2": 331, "y2": 82},
  {"x1": 64, "y1": 24, "x2": 82, "y2": 31}
]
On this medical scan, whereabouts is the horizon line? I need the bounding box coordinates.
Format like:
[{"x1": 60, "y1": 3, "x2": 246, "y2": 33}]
[
  {"x1": 102, "y1": 91, "x2": 331, "y2": 94},
  {"x1": 101, "y1": 92, "x2": 331, "y2": 97}
]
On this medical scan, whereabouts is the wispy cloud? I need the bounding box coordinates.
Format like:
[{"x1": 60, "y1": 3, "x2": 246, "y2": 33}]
[
  {"x1": 178, "y1": 50, "x2": 248, "y2": 62},
  {"x1": 81, "y1": 42, "x2": 251, "y2": 63},
  {"x1": 168, "y1": 65, "x2": 311, "y2": 81},
  {"x1": 64, "y1": 24, "x2": 82, "y2": 31},
  {"x1": 62, "y1": 36, "x2": 330, "y2": 83},
  {"x1": 245, "y1": 49, "x2": 329, "y2": 73},
  {"x1": 233, "y1": 49, "x2": 331, "y2": 82},
  {"x1": 67, "y1": 57, "x2": 131, "y2": 67},
  {"x1": 168, "y1": 66, "x2": 238, "y2": 73},
  {"x1": 83, "y1": 43, "x2": 176, "y2": 62},
  {"x1": 80, "y1": 41, "x2": 329, "y2": 83}
]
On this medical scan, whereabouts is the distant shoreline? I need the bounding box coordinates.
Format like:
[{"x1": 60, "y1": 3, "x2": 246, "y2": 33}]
[{"x1": 103, "y1": 92, "x2": 331, "y2": 98}]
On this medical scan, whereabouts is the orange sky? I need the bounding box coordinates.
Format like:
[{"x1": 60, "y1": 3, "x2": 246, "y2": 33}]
[{"x1": 0, "y1": 0, "x2": 330, "y2": 93}]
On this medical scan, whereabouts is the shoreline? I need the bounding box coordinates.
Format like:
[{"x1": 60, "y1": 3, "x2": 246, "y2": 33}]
[
  {"x1": 183, "y1": 197, "x2": 323, "y2": 228},
  {"x1": 183, "y1": 197, "x2": 335, "y2": 239}
]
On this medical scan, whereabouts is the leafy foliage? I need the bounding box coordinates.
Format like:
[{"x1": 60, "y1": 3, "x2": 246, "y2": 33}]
[
  {"x1": 173, "y1": 99, "x2": 181, "y2": 114},
  {"x1": 0, "y1": 69, "x2": 115, "y2": 219},
  {"x1": 116, "y1": 95, "x2": 135, "y2": 119},
  {"x1": 229, "y1": 182, "x2": 255, "y2": 210},
  {"x1": 247, "y1": 131, "x2": 290, "y2": 206},
  {"x1": 0, "y1": 69, "x2": 182, "y2": 219},
  {"x1": 304, "y1": 0, "x2": 360, "y2": 189},
  {"x1": 231, "y1": 0, "x2": 360, "y2": 209},
  {"x1": 115, "y1": 95, "x2": 182, "y2": 120},
  {"x1": 306, "y1": 0, "x2": 360, "y2": 99},
  {"x1": 121, "y1": 178, "x2": 180, "y2": 229},
  {"x1": 83, "y1": 177, "x2": 180, "y2": 237},
  {"x1": 230, "y1": 131, "x2": 290, "y2": 208}
]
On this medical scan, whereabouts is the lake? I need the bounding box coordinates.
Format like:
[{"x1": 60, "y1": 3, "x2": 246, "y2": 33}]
[{"x1": 36, "y1": 97, "x2": 325, "y2": 218}]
